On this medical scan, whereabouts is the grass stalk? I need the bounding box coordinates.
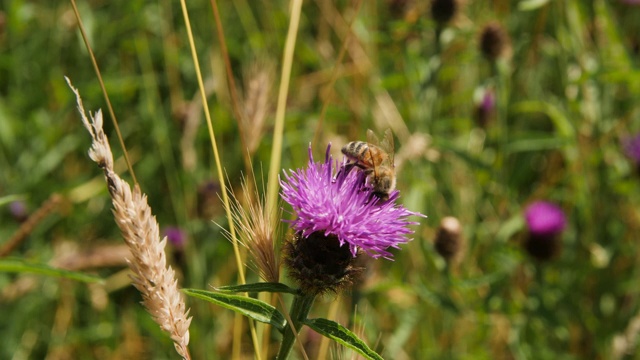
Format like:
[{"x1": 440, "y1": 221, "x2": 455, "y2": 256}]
[
  {"x1": 266, "y1": 0, "x2": 304, "y2": 221},
  {"x1": 178, "y1": 1, "x2": 261, "y2": 357},
  {"x1": 312, "y1": 0, "x2": 364, "y2": 148},
  {"x1": 0, "y1": 194, "x2": 62, "y2": 257},
  {"x1": 68, "y1": 0, "x2": 138, "y2": 185},
  {"x1": 210, "y1": 0, "x2": 255, "y2": 189}
]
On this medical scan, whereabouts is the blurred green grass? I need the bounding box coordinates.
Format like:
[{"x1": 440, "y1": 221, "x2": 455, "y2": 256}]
[{"x1": 1, "y1": 0, "x2": 640, "y2": 359}]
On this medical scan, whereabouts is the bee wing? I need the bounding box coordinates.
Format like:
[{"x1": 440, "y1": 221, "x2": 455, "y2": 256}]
[
  {"x1": 366, "y1": 129, "x2": 380, "y2": 146},
  {"x1": 379, "y1": 128, "x2": 395, "y2": 167}
]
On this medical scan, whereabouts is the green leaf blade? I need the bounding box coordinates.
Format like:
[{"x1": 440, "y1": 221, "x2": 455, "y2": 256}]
[
  {"x1": 303, "y1": 318, "x2": 384, "y2": 360},
  {"x1": 182, "y1": 288, "x2": 286, "y2": 331},
  {"x1": 214, "y1": 282, "x2": 298, "y2": 295},
  {"x1": 0, "y1": 258, "x2": 103, "y2": 283}
]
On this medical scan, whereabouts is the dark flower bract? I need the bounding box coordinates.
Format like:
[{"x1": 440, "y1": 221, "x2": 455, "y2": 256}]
[{"x1": 280, "y1": 144, "x2": 423, "y2": 260}]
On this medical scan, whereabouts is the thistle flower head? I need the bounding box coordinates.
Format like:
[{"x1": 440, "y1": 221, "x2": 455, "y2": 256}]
[
  {"x1": 164, "y1": 227, "x2": 187, "y2": 249},
  {"x1": 280, "y1": 144, "x2": 423, "y2": 260},
  {"x1": 623, "y1": 133, "x2": 640, "y2": 166},
  {"x1": 431, "y1": 0, "x2": 459, "y2": 26},
  {"x1": 434, "y1": 216, "x2": 463, "y2": 263},
  {"x1": 9, "y1": 201, "x2": 28, "y2": 223},
  {"x1": 474, "y1": 88, "x2": 496, "y2": 128},
  {"x1": 479, "y1": 22, "x2": 511, "y2": 61},
  {"x1": 523, "y1": 201, "x2": 566, "y2": 261},
  {"x1": 524, "y1": 201, "x2": 566, "y2": 237}
]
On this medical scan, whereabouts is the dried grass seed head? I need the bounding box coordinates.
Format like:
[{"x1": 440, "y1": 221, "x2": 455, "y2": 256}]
[{"x1": 227, "y1": 177, "x2": 280, "y2": 283}]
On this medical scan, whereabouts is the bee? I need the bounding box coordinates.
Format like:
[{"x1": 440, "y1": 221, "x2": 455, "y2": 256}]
[{"x1": 341, "y1": 129, "x2": 396, "y2": 201}]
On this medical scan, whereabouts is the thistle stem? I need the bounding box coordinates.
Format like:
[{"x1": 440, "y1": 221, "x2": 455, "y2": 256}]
[{"x1": 276, "y1": 293, "x2": 316, "y2": 360}]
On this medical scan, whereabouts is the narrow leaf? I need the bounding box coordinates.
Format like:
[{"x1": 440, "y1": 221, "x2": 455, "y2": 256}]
[
  {"x1": 182, "y1": 288, "x2": 286, "y2": 331},
  {"x1": 214, "y1": 282, "x2": 298, "y2": 295},
  {"x1": 518, "y1": 0, "x2": 550, "y2": 11},
  {"x1": 0, "y1": 258, "x2": 103, "y2": 283},
  {"x1": 304, "y1": 318, "x2": 384, "y2": 360},
  {"x1": 0, "y1": 194, "x2": 26, "y2": 207},
  {"x1": 415, "y1": 285, "x2": 460, "y2": 314},
  {"x1": 511, "y1": 101, "x2": 575, "y2": 139},
  {"x1": 455, "y1": 272, "x2": 506, "y2": 289}
]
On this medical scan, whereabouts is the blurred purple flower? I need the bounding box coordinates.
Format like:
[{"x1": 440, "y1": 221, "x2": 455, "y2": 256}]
[
  {"x1": 280, "y1": 144, "x2": 423, "y2": 260},
  {"x1": 623, "y1": 133, "x2": 640, "y2": 165},
  {"x1": 524, "y1": 201, "x2": 566, "y2": 236},
  {"x1": 475, "y1": 88, "x2": 495, "y2": 128},
  {"x1": 163, "y1": 227, "x2": 187, "y2": 249},
  {"x1": 620, "y1": 0, "x2": 640, "y2": 5},
  {"x1": 9, "y1": 200, "x2": 28, "y2": 222},
  {"x1": 481, "y1": 90, "x2": 495, "y2": 113}
]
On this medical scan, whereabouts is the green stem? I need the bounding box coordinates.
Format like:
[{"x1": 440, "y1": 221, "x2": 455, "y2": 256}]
[{"x1": 276, "y1": 293, "x2": 316, "y2": 360}]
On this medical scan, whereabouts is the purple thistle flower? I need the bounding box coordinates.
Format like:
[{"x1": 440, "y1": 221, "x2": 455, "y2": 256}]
[
  {"x1": 163, "y1": 227, "x2": 187, "y2": 249},
  {"x1": 280, "y1": 144, "x2": 424, "y2": 260},
  {"x1": 9, "y1": 200, "x2": 28, "y2": 222},
  {"x1": 481, "y1": 90, "x2": 495, "y2": 113},
  {"x1": 623, "y1": 133, "x2": 640, "y2": 165},
  {"x1": 524, "y1": 201, "x2": 566, "y2": 237}
]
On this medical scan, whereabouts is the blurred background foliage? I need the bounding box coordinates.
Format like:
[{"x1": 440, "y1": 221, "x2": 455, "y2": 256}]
[{"x1": 1, "y1": 0, "x2": 640, "y2": 359}]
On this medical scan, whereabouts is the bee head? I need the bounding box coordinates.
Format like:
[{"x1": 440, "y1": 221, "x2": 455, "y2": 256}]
[{"x1": 371, "y1": 167, "x2": 396, "y2": 199}]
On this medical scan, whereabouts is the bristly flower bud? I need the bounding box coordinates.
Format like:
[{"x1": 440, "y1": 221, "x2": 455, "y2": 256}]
[
  {"x1": 430, "y1": 0, "x2": 458, "y2": 26},
  {"x1": 523, "y1": 201, "x2": 567, "y2": 261},
  {"x1": 479, "y1": 22, "x2": 511, "y2": 62},
  {"x1": 434, "y1": 216, "x2": 463, "y2": 263},
  {"x1": 283, "y1": 232, "x2": 363, "y2": 296},
  {"x1": 387, "y1": 0, "x2": 410, "y2": 17}
]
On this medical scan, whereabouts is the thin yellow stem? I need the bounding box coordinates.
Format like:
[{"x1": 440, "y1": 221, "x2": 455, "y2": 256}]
[
  {"x1": 210, "y1": 0, "x2": 255, "y2": 188},
  {"x1": 312, "y1": 0, "x2": 364, "y2": 149},
  {"x1": 68, "y1": 0, "x2": 138, "y2": 185},
  {"x1": 178, "y1": 1, "x2": 261, "y2": 358},
  {"x1": 266, "y1": 0, "x2": 304, "y2": 221}
]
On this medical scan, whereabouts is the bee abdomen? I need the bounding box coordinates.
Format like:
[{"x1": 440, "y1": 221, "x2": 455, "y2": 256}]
[{"x1": 341, "y1": 141, "x2": 368, "y2": 157}]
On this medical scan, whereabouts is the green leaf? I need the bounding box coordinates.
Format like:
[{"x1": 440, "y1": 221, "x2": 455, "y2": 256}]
[
  {"x1": 495, "y1": 213, "x2": 525, "y2": 243},
  {"x1": 0, "y1": 258, "x2": 103, "y2": 283},
  {"x1": 455, "y1": 272, "x2": 507, "y2": 290},
  {"x1": 182, "y1": 288, "x2": 286, "y2": 331},
  {"x1": 414, "y1": 285, "x2": 460, "y2": 314},
  {"x1": 0, "y1": 194, "x2": 26, "y2": 207},
  {"x1": 303, "y1": 318, "x2": 384, "y2": 360},
  {"x1": 434, "y1": 138, "x2": 492, "y2": 171},
  {"x1": 511, "y1": 101, "x2": 575, "y2": 139},
  {"x1": 214, "y1": 282, "x2": 298, "y2": 295},
  {"x1": 505, "y1": 136, "x2": 570, "y2": 154},
  {"x1": 518, "y1": 0, "x2": 550, "y2": 11}
]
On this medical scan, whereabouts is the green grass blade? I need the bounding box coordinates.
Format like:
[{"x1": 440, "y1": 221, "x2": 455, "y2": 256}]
[
  {"x1": 511, "y1": 101, "x2": 575, "y2": 139},
  {"x1": 214, "y1": 282, "x2": 298, "y2": 295},
  {"x1": 0, "y1": 258, "x2": 103, "y2": 283},
  {"x1": 182, "y1": 288, "x2": 286, "y2": 331},
  {"x1": 303, "y1": 318, "x2": 384, "y2": 360}
]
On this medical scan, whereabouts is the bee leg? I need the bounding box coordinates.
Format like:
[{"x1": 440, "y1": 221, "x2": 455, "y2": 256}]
[{"x1": 336, "y1": 162, "x2": 358, "y2": 182}]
